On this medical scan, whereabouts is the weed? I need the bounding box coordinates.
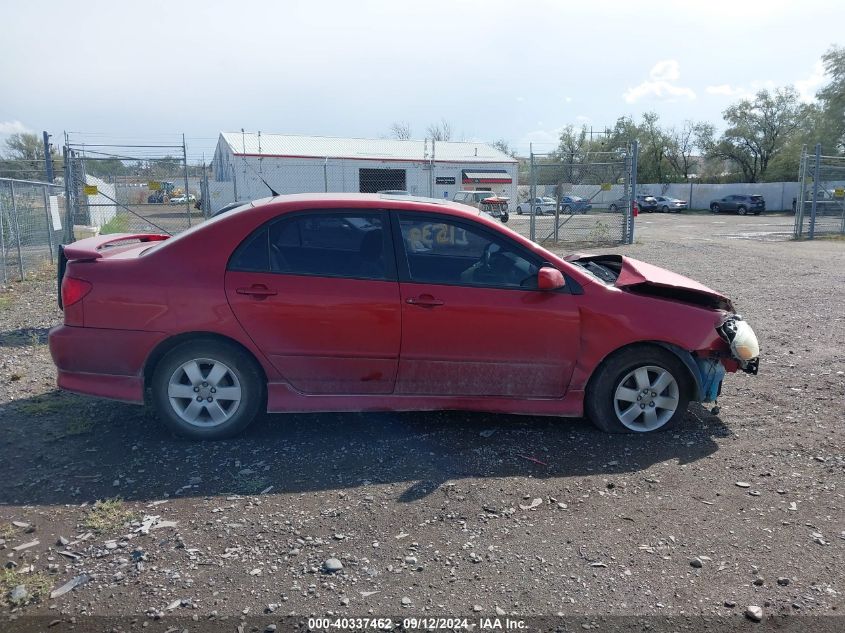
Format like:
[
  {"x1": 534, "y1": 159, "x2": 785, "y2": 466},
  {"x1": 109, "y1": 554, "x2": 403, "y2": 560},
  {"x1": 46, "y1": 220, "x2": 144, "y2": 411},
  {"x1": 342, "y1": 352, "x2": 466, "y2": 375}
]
[
  {"x1": 64, "y1": 417, "x2": 96, "y2": 436},
  {"x1": 17, "y1": 396, "x2": 67, "y2": 416},
  {"x1": 84, "y1": 498, "x2": 134, "y2": 534},
  {"x1": 100, "y1": 214, "x2": 130, "y2": 235},
  {"x1": 0, "y1": 569, "x2": 52, "y2": 608}
]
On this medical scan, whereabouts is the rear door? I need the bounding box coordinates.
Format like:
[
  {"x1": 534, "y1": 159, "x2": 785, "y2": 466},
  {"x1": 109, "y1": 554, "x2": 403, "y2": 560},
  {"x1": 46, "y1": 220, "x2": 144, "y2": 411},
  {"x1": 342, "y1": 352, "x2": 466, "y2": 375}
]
[
  {"x1": 392, "y1": 212, "x2": 580, "y2": 398},
  {"x1": 225, "y1": 210, "x2": 401, "y2": 394}
]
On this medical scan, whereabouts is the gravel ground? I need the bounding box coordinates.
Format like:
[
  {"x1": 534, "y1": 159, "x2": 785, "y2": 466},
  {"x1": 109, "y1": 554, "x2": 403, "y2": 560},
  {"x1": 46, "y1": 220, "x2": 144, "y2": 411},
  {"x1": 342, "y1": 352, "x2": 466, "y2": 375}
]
[{"x1": 0, "y1": 213, "x2": 842, "y2": 629}]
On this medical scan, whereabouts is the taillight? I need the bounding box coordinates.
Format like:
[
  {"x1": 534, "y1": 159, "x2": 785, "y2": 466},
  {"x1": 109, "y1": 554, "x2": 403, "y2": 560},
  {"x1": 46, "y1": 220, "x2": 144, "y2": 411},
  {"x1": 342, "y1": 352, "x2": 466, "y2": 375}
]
[{"x1": 61, "y1": 277, "x2": 92, "y2": 308}]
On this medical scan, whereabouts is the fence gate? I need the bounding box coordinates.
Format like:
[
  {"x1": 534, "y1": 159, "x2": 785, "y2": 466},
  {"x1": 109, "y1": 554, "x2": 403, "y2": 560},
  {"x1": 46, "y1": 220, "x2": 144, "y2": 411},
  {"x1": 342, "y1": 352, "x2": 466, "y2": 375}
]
[
  {"x1": 0, "y1": 178, "x2": 65, "y2": 282},
  {"x1": 516, "y1": 144, "x2": 636, "y2": 247},
  {"x1": 64, "y1": 138, "x2": 204, "y2": 243},
  {"x1": 794, "y1": 144, "x2": 845, "y2": 239}
]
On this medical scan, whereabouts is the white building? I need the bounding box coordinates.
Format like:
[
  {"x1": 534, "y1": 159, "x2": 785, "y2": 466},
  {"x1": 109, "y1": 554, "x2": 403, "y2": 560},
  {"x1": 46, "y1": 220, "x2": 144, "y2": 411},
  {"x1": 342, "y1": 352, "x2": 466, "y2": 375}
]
[{"x1": 209, "y1": 132, "x2": 518, "y2": 212}]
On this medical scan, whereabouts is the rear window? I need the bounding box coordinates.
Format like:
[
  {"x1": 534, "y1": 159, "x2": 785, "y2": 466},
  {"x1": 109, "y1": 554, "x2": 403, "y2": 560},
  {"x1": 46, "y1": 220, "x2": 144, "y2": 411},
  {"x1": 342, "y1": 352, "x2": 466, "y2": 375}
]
[{"x1": 750, "y1": 195, "x2": 763, "y2": 201}]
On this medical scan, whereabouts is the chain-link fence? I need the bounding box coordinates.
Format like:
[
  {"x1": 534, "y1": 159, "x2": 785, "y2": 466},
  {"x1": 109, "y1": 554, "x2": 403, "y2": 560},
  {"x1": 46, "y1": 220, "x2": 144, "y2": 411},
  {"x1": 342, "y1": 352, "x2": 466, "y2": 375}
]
[
  {"x1": 0, "y1": 178, "x2": 64, "y2": 282},
  {"x1": 64, "y1": 140, "x2": 204, "y2": 242},
  {"x1": 794, "y1": 144, "x2": 845, "y2": 238},
  {"x1": 509, "y1": 144, "x2": 635, "y2": 247}
]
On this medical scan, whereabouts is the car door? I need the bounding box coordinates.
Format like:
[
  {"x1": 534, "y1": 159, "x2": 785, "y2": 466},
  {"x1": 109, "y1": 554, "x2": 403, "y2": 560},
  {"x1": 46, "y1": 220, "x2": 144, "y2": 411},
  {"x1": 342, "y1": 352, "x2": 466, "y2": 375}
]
[
  {"x1": 224, "y1": 210, "x2": 401, "y2": 395},
  {"x1": 723, "y1": 196, "x2": 737, "y2": 211},
  {"x1": 392, "y1": 212, "x2": 581, "y2": 398}
]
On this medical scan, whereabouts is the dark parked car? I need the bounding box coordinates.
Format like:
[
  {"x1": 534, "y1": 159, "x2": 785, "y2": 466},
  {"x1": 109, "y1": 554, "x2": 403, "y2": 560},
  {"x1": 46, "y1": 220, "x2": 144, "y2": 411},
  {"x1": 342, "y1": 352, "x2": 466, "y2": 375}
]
[
  {"x1": 636, "y1": 195, "x2": 659, "y2": 213},
  {"x1": 50, "y1": 193, "x2": 758, "y2": 439},
  {"x1": 710, "y1": 195, "x2": 765, "y2": 215}
]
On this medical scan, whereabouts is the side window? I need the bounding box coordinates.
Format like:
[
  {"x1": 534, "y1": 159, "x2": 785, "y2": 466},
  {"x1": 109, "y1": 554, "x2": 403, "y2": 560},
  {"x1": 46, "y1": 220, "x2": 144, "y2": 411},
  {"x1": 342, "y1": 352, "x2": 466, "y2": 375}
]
[
  {"x1": 229, "y1": 227, "x2": 270, "y2": 272},
  {"x1": 265, "y1": 212, "x2": 391, "y2": 280},
  {"x1": 397, "y1": 214, "x2": 539, "y2": 289}
]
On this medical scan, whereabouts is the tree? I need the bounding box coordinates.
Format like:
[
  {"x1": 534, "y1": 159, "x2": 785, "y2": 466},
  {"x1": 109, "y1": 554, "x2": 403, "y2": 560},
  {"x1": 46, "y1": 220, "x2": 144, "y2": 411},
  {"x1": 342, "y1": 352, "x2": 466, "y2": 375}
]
[
  {"x1": 426, "y1": 118, "x2": 453, "y2": 141},
  {"x1": 707, "y1": 87, "x2": 806, "y2": 182},
  {"x1": 492, "y1": 139, "x2": 517, "y2": 158},
  {"x1": 815, "y1": 45, "x2": 845, "y2": 154},
  {"x1": 665, "y1": 121, "x2": 714, "y2": 181},
  {"x1": 389, "y1": 121, "x2": 412, "y2": 140},
  {"x1": 0, "y1": 132, "x2": 62, "y2": 180}
]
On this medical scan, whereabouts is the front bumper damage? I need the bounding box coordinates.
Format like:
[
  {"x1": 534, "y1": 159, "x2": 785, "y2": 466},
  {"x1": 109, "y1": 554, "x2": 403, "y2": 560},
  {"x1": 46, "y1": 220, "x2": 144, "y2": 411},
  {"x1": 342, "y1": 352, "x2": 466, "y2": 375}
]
[{"x1": 717, "y1": 315, "x2": 760, "y2": 375}]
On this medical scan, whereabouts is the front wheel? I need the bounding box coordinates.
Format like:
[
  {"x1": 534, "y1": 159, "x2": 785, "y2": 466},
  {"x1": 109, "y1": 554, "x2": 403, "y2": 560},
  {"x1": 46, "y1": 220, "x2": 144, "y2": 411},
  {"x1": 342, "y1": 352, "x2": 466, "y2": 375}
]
[
  {"x1": 710, "y1": 204, "x2": 720, "y2": 213},
  {"x1": 516, "y1": 206, "x2": 523, "y2": 215},
  {"x1": 737, "y1": 206, "x2": 747, "y2": 216},
  {"x1": 500, "y1": 212, "x2": 509, "y2": 223},
  {"x1": 151, "y1": 339, "x2": 264, "y2": 440},
  {"x1": 562, "y1": 205, "x2": 571, "y2": 214},
  {"x1": 609, "y1": 204, "x2": 618, "y2": 212},
  {"x1": 662, "y1": 206, "x2": 669, "y2": 213},
  {"x1": 586, "y1": 346, "x2": 691, "y2": 434}
]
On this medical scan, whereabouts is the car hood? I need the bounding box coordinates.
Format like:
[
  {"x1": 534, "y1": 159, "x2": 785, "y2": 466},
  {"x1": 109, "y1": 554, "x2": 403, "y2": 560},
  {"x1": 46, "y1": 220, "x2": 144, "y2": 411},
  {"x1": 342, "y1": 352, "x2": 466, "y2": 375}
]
[{"x1": 565, "y1": 254, "x2": 734, "y2": 311}]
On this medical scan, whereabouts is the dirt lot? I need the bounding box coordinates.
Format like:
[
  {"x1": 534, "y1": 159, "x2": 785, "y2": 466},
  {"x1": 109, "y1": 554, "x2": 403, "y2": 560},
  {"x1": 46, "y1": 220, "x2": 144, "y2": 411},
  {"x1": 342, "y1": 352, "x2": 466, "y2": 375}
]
[{"x1": 0, "y1": 213, "x2": 842, "y2": 629}]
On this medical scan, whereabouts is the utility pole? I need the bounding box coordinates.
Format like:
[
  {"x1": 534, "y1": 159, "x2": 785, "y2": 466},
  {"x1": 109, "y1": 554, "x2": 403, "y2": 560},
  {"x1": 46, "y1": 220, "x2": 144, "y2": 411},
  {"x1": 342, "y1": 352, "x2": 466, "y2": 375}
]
[{"x1": 43, "y1": 131, "x2": 54, "y2": 182}]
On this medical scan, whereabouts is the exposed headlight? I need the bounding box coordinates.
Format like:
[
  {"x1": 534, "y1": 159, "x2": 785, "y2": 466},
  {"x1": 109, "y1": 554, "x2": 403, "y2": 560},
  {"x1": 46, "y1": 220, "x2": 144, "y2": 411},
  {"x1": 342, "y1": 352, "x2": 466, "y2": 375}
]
[{"x1": 730, "y1": 320, "x2": 759, "y2": 361}]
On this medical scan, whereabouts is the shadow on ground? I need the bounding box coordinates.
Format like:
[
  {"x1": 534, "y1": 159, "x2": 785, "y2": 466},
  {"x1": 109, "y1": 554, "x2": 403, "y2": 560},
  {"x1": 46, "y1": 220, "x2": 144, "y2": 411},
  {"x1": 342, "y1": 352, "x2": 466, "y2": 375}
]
[{"x1": 0, "y1": 391, "x2": 730, "y2": 506}]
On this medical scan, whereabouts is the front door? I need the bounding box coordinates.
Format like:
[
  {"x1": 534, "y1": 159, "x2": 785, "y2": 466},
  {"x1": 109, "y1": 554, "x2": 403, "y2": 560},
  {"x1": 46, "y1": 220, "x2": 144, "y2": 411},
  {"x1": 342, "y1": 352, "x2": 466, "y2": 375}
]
[
  {"x1": 225, "y1": 210, "x2": 401, "y2": 395},
  {"x1": 392, "y1": 213, "x2": 581, "y2": 398}
]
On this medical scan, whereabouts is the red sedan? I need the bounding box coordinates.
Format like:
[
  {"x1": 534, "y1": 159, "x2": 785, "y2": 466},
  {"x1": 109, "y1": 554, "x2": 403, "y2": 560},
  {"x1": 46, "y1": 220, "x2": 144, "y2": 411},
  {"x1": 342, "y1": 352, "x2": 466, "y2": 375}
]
[{"x1": 49, "y1": 194, "x2": 759, "y2": 439}]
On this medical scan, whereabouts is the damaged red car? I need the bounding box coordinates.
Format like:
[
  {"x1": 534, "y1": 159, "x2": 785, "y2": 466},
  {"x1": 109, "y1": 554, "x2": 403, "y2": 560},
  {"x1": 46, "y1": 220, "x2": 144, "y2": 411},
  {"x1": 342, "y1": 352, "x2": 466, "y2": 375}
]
[{"x1": 49, "y1": 194, "x2": 759, "y2": 439}]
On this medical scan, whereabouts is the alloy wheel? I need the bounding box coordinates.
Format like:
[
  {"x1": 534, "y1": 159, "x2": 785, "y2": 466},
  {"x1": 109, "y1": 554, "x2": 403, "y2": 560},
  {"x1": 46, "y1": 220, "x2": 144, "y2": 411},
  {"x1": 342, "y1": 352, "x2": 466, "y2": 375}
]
[
  {"x1": 167, "y1": 358, "x2": 242, "y2": 427},
  {"x1": 612, "y1": 365, "x2": 680, "y2": 432}
]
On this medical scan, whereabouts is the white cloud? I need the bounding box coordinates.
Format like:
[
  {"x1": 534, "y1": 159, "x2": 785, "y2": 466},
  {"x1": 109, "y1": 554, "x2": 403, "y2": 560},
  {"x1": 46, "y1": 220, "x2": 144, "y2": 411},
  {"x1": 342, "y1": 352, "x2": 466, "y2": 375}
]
[
  {"x1": 705, "y1": 84, "x2": 744, "y2": 96},
  {"x1": 795, "y1": 61, "x2": 825, "y2": 103},
  {"x1": 623, "y1": 60, "x2": 696, "y2": 103},
  {"x1": 0, "y1": 120, "x2": 31, "y2": 135}
]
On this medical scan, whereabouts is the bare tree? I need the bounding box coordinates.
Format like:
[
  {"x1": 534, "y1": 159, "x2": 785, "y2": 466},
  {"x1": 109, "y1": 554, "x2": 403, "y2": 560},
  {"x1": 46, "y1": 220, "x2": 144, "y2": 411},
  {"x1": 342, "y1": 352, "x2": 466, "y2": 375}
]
[
  {"x1": 492, "y1": 139, "x2": 517, "y2": 158},
  {"x1": 389, "y1": 121, "x2": 412, "y2": 140},
  {"x1": 426, "y1": 118, "x2": 453, "y2": 141},
  {"x1": 665, "y1": 120, "x2": 714, "y2": 180}
]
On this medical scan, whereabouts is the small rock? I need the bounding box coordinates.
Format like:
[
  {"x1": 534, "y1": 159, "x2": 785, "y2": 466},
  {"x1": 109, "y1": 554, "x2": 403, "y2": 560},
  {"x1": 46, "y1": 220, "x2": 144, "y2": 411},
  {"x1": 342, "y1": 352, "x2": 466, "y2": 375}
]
[
  {"x1": 745, "y1": 606, "x2": 763, "y2": 622},
  {"x1": 49, "y1": 574, "x2": 90, "y2": 599},
  {"x1": 557, "y1": 502, "x2": 568, "y2": 509},
  {"x1": 479, "y1": 429, "x2": 496, "y2": 438},
  {"x1": 249, "y1": 568, "x2": 262, "y2": 576},
  {"x1": 519, "y1": 498, "x2": 542, "y2": 511},
  {"x1": 495, "y1": 606, "x2": 506, "y2": 616},
  {"x1": 777, "y1": 577, "x2": 790, "y2": 586},
  {"x1": 735, "y1": 482, "x2": 751, "y2": 488},
  {"x1": 56, "y1": 536, "x2": 69, "y2": 547},
  {"x1": 323, "y1": 558, "x2": 343, "y2": 573},
  {"x1": 340, "y1": 597, "x2": 349, "y2": 606},
  {"x1": 11, "y1": 521, "x2": 30, "y2": 529},
  {"x1": 753, "y1": 577, "x2": 764, "y2": 586},
  {"x1": 690, "y1": 558, "x2": 703, "y2": 568},
  {"x1": 473, "y1": 605, "x2": 482, "y2": 612},
  {"x1": 401, "y1": 597, "x2": 412, "y2": 607},
  {"x1": 265, "y1": 625, "x2": 277, "y2": 633},
  {"x1": 9, "y1": 585, "x2": 28, "y2": 605},
  {"x1": 724, "y1": 600, "x2": 736, "y2": 608},
  {"x1": 404, "y1": 556, "x2": 418, "y2": 565}
]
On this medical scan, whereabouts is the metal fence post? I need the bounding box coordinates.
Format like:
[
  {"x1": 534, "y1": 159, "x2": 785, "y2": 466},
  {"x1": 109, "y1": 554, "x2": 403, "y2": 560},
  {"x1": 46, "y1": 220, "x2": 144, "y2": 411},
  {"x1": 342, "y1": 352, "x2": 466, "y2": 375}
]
[
  {"x1": 0, "y1": 182, "x2": 7, "y2": 284},
  {"x1": 629, "y1": 140, "x2": 638, "y2": 244},
  {"x1": 63, "y1": 146, "x2": 74, "y2": 244},
  {"x1": 529, "y1": 146, "x2": 536, "y2": 242},
  {"x1": 183, "y1": 135, "x2": 192, "y2": 228},
  {"x1": 808, "y1": 143, "x2": 821, "y2": 240},
  {"x1": 42, "y1": 184, "x2": 54, "y2": 263},
  {"x1": 794, "y1": 146, "x2": 806, "y2": 237},
  {"x1": 10, "y1": 180, "x2": 24, "y2": 280}
]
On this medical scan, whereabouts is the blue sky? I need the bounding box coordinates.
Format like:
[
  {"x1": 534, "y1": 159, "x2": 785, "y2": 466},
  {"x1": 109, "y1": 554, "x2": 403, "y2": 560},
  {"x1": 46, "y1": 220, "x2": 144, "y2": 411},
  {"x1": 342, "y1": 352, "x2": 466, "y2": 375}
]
[{"x1": 1, "y1": 0, "x2": 843, "y2": 159}]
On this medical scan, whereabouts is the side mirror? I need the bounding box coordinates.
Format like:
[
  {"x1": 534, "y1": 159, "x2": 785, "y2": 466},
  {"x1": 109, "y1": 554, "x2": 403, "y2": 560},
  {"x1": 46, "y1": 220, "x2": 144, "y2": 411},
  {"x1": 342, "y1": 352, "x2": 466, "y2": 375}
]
[{"x1": 538, "y1": 266, "x2": 565, "y2": 290}]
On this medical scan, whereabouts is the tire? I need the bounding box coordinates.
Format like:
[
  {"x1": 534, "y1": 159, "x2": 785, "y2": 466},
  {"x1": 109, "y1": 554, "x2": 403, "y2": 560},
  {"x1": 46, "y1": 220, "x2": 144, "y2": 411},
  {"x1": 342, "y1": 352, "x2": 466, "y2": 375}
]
[
  {"x1": 585, "y1": 345, "x2": 692, "y2": 434},
  {"x1": 710, "y1": 204, "x2": 720, "y2": 213},
  {"x1": 535, "y1": 207, "x2": 543, "y2": 215},
  {"x1": 150, "y1": 339, "x2": 264, "y2": 440},
  {"x1": 500, "y1": 212, "x2": 509, "y2": 223},
  {"x1": 516, "y1": 206, "x2": 523, "y2": 215},
  {"x1": 609, "y1": 204, "x2": 618, "y2": 212},
  {"x1": 737, "y1": 206, "x2": 747, "y2": 216},
  {"x1": 662, "y1": 205, "x2": 669, "y2": 213},
  {"x1": 562, "y1": 205, "x2": 571, "y2": 214}
]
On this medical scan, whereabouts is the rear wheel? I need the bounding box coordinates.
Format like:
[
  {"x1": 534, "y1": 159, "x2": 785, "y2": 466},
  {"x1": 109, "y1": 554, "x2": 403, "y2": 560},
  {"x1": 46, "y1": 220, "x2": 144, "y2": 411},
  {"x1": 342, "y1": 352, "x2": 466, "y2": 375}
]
[
  {"x1": 562, "y1": 205, "x2": 571, "y2": 214},
  {"x1": 586, "y1": 346, "x2": 691, "y2": 434},
  {"x1": 609, "y1": 203, "x2": 618, "y2": 212},
  {"x1": 151, "y1": 340, "x2": 264, "y2": 440},
  {"x1": 710, "y1": 204, "x2": 720, "y2": 213},
  {"x1": 500, "y1": 212, "x2": 509, "y2": 223},
  {"x1": 662, "y1": 205, "x2": 669, "y2": 213},
  {"x1": 516, "y1": 206, "x2": 523, "y2": 215},
  {"x1": 737, "y1": 206, "x2": 747, "y2": 215}
]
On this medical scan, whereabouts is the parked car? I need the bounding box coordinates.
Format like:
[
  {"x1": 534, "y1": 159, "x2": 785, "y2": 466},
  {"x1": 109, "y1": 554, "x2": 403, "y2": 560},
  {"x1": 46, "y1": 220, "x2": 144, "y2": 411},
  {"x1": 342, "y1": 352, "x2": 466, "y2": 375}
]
[
  {"x1": 791, "y1": 188, "x2": 844, "y2": 215},
  {"x1": 515, "y1": 197, "x2": 556, "y2": 215},
  {"x1": 652, "y1": 196, "x2": 688, "y2": 213},
  {"x1": 50, "y1": 193, "x2": 759, "y2": 440},
  {"x1": 710, "y1": 194, "x2": 765, "y2": 215},
  {"x1": 169, "y1": 194, "x2": 196, "y2": 205},
  {"x1": 559, "y1": 195, "x2": 592, "y2": 214},
  {"x1": 453, "y1": 190, "x2": 509, "y2": 223},
  {"x1": 636, "y1": 195, "x2": 659, "y2": 213}
]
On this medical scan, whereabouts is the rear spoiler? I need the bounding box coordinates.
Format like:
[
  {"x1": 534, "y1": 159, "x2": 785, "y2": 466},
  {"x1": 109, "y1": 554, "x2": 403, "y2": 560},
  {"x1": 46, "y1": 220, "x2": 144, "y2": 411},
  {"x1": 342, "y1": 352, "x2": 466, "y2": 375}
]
[
  {"x1": 61, "y1": 233, "x2": 169, "y2": 262},
  {"x1": 57, "y1": 233, "x2": 168, "y2": 309}
]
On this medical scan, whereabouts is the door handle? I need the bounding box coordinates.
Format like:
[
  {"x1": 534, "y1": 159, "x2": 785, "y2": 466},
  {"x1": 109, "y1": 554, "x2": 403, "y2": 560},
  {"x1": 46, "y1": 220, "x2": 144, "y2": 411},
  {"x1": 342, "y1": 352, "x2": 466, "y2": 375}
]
[
  {"x1": 236, "y1": 284, "x2": 278, "y2": 298},
  {"x1": 406, "y1": 294, "x2": 444, "y2": 308}
]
